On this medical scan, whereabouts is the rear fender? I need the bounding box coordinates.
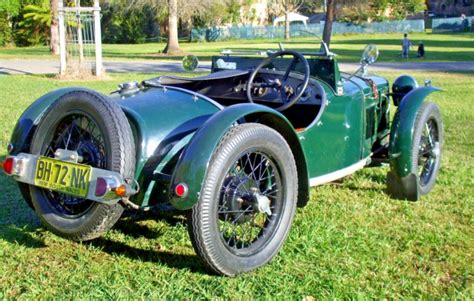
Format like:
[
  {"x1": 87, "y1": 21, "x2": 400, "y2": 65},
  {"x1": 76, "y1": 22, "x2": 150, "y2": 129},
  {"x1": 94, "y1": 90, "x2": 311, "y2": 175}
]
[
  {"x1": 170, "y1": 103, "x2": 308, "y2": 210},
  {"x1": 388, "y1": 86, "x2": 440, "y2": 200},
  {"x1": 9, "y1": 87, "x2": 95, "y2": 155}
]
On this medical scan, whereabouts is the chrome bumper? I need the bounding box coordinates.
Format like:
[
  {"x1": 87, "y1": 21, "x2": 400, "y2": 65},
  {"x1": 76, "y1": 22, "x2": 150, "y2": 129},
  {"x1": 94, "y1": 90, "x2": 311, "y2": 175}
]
[{"x1": 3, "y1": 152, "x2": 136, "y2": 204}]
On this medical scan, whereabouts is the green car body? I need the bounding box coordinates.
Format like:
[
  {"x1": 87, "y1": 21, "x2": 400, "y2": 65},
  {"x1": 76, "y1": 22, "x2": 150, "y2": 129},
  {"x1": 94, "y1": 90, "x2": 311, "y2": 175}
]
[{"x1": 9, "y1": 49, "x2": 439, "y2": 209}]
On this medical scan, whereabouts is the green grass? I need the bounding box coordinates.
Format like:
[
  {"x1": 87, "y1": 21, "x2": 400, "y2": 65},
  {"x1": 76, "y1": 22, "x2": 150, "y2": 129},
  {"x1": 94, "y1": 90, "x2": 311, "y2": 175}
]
[
  {"x1": 0, "y1": 71, "x2": 473, "y2": 299},
  {"x1": 1, "y1": 32, "x2": 473, "y2": 63}
]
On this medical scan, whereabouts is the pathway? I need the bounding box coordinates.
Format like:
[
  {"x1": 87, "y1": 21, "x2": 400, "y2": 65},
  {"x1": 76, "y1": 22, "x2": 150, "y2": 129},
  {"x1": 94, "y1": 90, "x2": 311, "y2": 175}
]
[{"x1": 1, "y1": 59, "x2": 473, "y2": 75}]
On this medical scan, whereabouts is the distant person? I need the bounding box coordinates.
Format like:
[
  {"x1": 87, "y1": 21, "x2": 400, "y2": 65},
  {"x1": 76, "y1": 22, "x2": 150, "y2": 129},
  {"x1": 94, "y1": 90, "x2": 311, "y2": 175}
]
[
  {"x1": 461, "y1": 14, "x2": 468, "y2": 32},
  {"x1": 402, "y1": 33, "x2": 412, "y2": 58},
  {"x1": 417, "y1": 42, "x2": 425, "y2": 58}
]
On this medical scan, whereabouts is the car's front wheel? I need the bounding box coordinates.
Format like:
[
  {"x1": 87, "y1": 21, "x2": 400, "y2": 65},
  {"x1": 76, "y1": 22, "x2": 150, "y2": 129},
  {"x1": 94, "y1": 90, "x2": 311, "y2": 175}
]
[
  {"x1": 411, "y1": 102, "x2": 443, "y2": 195},
  {"x1": 387, "y1": 101, "x2": 443, "y2": 201},
  {"x1": 188, "y1": 123, "x2": 298, "y2": 276}
]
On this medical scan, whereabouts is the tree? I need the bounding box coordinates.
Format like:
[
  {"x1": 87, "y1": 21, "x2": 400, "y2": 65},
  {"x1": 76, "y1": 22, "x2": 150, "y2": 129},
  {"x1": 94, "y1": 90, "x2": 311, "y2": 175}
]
[
  {"x1": 377, "y1": 0, "x2": 425, "y2": 20},
  {"x1": 269, "y1": 0, "x2": 305, "y2": 40},
  {"x1": 321, "y1": 0, "x2": 425, "y2": 46},
  {"x1": 130, "y1": 0, "x2": 217, "y2": 54},
  {"x1": 224, "y1": 0, "x2": 241, "y2": 24},
  {"x1": 322, "y1": 0, "x2": 335, "y2": 46},
  {"x1": 50, "y1": 0, "x2": 59, "y2": 54},
  {"x1": 303, "y1": 0, "x2": 325, "y2": 13},
  {"x1": 337, "y1": 0, "x2": 426, "y2": 23},
  {"x1": 163, "y1": 0, "x2": 180, "y2": 54},
  {"x1": 17, "y1": 0, "x2": 51, "y2": 46},
  {"x1": 0, "y1": 0, "x2": 21, "y2": 46},
  {"x1": 239, "y1": 0, "x2": 257, "y2": 25}
]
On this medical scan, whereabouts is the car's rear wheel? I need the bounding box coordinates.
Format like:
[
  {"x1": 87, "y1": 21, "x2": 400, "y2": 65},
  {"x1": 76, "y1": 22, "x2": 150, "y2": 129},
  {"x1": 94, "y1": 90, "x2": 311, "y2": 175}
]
[
  {"x1": 188, "y1": 123, "x2": 298, "y2": 276},
  {"x1": 28, "y1": 90, "x2": 135, "y2": 241}
]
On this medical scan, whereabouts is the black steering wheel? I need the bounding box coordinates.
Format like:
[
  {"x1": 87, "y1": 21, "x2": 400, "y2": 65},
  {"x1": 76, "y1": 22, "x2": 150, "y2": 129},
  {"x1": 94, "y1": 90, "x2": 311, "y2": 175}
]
[{"x1": 246, "y1": 50, "x2": 310, "y2": 112}]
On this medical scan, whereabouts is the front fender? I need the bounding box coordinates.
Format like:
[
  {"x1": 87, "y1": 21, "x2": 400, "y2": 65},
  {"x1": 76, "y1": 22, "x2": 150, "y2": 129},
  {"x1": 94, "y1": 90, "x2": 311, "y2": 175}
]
[
  {"x1": 388, "y1": 86, "x2": 440, "y2": 199},
  {"x1": 9, "y1": 87, "x2": 95, "y2": 155},
  {"x1": 170, "y1": 103, "x2": 306, "y2": 210}
]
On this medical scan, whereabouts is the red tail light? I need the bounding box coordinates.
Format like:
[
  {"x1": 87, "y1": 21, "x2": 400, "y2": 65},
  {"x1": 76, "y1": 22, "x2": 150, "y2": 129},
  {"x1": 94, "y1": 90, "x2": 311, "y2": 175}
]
[
  {"x1": 174, "y1": 183, "x2": 188, "y2": 198},
  {"x1": 3, "y1": 157, "x2": 14, "y2": 175}
]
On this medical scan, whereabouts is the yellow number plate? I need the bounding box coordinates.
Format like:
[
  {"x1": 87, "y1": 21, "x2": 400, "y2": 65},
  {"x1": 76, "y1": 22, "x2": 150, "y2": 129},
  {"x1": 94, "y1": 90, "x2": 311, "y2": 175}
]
[{"x1": 34, "y1": 157, "x2": 92, "y2": 198}]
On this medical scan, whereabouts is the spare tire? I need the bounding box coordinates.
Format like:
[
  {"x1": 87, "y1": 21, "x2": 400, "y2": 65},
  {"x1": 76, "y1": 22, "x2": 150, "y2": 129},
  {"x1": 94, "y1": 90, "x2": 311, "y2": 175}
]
[{"x1": 28, "y1": 89, "x2": 135, "y2": 241}]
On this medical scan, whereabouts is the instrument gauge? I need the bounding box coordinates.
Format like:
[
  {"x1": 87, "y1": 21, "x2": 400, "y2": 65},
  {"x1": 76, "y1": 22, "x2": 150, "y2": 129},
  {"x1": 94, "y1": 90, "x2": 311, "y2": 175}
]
[{"x1": 297, "y1": 84, "x2": 312, "y2": 102}]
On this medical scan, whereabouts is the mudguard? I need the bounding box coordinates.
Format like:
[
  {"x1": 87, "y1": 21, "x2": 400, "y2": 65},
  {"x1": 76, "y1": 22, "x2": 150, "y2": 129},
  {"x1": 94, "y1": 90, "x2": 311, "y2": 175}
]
[
  {"x1": 169, "y1": 103, "x2": 308, "y2": 210},
  {"x1": 8, "y1": 87, "x2": 95, "y2": 156},
  {"x1": 387, "y1": 86, "x2": 440, "y2": 200}
]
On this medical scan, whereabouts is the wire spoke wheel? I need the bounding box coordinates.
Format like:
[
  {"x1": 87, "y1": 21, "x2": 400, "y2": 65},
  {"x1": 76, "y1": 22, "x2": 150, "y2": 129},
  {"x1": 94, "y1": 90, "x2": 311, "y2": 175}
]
[
  {"x1": 29, "y1": 90, "x2": 135, "y2": 241},
  {"x1": 217, "y1": 151, "x2": 283, "y2": 254},
  {"x1": 41, "y1": 112, "x2": 106, "y2": 218},
  {"x1": 389, "y1": 101, "x2": 444, "y2": 201},
  {"x1": 417, "y1": 119, "x2": 440, "y2": 187},
  {"x1": 188, "y1": 123, "x2": 298, "y2": 276}
]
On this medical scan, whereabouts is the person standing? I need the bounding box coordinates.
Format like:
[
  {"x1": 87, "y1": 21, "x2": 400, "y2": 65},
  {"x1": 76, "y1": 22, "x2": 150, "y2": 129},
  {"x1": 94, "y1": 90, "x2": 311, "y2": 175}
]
[
  {"x1": 402, "y1": 33, "x2": 412, "y2": 58},
  {"x1": 461, "y1": 14, "x2": 469, "y2": 32},
  {"x1": 417, "y1": 42, "x2": 425, "y2": 58}
]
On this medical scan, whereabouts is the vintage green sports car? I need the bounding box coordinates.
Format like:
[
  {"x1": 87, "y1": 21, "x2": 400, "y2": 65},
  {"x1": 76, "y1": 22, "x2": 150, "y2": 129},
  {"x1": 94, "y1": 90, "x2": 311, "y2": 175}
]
[{"x1": 3, "y1": 43, "x2": 443, "y2": 276}]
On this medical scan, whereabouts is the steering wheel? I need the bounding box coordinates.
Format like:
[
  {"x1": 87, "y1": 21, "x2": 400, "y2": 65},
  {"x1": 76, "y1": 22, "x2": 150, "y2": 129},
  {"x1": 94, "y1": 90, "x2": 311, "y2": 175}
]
[{"x1": 246, "y1": 50, "x2": 310, "y2": 112}]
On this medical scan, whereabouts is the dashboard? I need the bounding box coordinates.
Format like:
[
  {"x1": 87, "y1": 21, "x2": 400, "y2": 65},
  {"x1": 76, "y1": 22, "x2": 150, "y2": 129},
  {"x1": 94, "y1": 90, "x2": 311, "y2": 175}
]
[{"x1": 205, "y1": 70, "x2": 326, "y2": 107}]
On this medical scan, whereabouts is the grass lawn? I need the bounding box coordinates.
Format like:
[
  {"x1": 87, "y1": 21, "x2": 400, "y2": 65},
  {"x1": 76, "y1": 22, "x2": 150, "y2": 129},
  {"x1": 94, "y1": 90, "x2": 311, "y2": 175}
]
[
  {"x1": 0, "y1": 70, "x2": 473, "y2": 299},
  {"x1": 0, "y1": 32, "x2": 473, "y2": 63}
]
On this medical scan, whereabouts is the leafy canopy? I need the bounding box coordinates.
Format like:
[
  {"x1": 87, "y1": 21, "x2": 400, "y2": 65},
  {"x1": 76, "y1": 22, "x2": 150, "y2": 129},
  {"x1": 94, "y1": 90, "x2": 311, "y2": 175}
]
[{"x1": 0, "y1": 0, "x2": 21, "y2": 16}]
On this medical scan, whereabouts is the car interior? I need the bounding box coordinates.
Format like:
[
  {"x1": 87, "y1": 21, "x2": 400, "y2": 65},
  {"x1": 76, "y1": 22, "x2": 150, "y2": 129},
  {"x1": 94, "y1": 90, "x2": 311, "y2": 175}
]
[{"x1": 147, "y1": 55, "x2": 335, "y2": 129}]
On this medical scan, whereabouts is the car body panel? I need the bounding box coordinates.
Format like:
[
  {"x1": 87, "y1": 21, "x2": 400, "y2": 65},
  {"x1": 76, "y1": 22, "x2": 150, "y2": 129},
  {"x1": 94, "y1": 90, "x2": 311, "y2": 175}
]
[
  {"x1": 298, "y1": 78, "x2": 364, "y2": 177},
  {"x1": 9, "y1": 87, "x2": 90, "y2": 156},
  {"x1": 169, "y1": 103, "x2": 300, "y2": 210},
  {"x1": 112, "y1": 86, "x2": 223, "y2": 205},
  {"x1": 298, "y1": 74, "x2": 389, "y2": 178}
]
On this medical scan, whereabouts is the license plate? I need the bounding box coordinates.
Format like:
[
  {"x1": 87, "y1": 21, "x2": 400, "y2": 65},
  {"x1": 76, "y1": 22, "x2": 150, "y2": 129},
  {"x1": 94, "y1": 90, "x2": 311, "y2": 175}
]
[{"x1": 34, "y1": 157, "x2": 92, "y2": 198}]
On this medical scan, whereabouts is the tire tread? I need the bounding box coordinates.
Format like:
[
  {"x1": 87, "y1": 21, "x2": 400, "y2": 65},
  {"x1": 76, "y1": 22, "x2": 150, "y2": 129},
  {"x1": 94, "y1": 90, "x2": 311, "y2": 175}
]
[{"x1": 30, "y1": 90, "x2": 135, "y2": 241}]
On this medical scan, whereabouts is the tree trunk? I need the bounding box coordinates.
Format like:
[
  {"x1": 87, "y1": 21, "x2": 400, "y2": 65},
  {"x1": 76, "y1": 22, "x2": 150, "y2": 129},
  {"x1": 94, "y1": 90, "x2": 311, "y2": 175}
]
[
  {"x1": 50, "y1": 0, "x2": 59, "y2": 54},
  {"x1": 163, "y1": 0, "x2": 182, "y2": 54},
  {"x1": 284, "y1": 12, "x2": 290, "y2": 40},
  {"x1": 322, "y1": 0, "x2": 335, "y2": 47}
]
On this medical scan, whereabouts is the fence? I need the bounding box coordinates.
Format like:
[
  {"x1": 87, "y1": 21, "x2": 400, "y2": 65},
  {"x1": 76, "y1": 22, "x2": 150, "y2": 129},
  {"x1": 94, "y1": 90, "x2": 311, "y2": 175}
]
[
  {"x1": 191, "y1": 20, "x2": 425, "y2": 42},
  {"x1": 58, "y1": 0, "x2": 103, "y2": 77},
  {"x1": 432, "y1": 16, "x2": 474, "y2": 33}
]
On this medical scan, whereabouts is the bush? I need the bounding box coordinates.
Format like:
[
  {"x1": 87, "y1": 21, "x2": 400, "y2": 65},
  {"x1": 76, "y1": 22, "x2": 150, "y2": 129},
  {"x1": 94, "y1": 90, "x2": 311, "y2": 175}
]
[
  {"x1": 0, "y1": 12, "x2": 13, "y2": 46},
  {"x1": 101, "y1": 0, "x2": 159, "y2": 44},
  {"x1": 13, "y1": 0, "x2": 50, "y2": 47}
]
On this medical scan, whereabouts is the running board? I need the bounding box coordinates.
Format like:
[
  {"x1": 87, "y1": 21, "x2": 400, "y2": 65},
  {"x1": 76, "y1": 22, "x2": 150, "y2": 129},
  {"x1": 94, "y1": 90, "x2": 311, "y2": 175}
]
[{"x1": 309, "y1": 158, "x2": 369, "y2": 187}]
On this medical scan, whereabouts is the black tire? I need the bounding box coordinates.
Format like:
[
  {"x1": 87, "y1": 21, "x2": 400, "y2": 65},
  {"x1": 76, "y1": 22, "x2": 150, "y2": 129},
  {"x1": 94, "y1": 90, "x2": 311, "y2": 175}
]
[
  {"x1": 28, "y1": 90, "x2": 135, "y2": 241},
  {"x1": 18, "y1": 182, "x2": 34, "y2": 209},
  {"x1": 411, "y1": 102, "x2": 443, "y2": 196},
  {"x1": 188, "y1": 123, "x2": 298, "y2": 276}
]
